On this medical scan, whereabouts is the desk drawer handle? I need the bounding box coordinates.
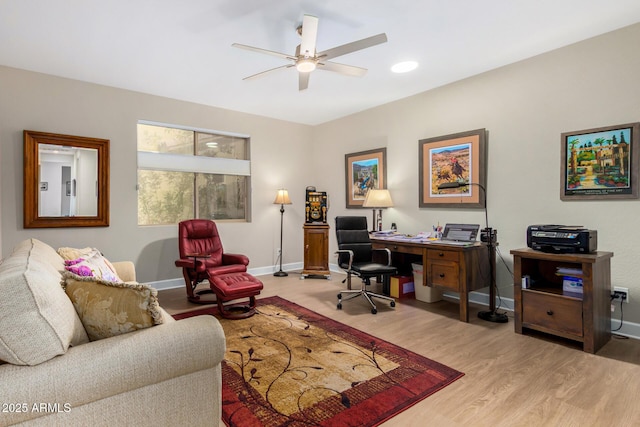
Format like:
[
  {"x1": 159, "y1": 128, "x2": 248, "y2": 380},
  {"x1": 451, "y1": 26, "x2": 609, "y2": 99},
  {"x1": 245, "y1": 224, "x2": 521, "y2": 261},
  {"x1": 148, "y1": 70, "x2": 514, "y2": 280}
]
[
  {"x1": 438, "y1": 252, "x2": 444, "y2": 257},
  {"x1": 393, "y1": 245, "x2": 398, "y2": 250},
  {"x1": 547, "y1": 310, "x2": 554, "y2": 316},
  {"x1": 439, "y1": 273, "x2": 445, "y2": 278}
]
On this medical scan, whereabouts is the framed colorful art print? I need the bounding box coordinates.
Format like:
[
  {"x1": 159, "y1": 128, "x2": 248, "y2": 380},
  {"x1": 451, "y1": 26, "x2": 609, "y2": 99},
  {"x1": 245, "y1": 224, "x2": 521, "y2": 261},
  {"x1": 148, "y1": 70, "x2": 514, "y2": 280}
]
[
  {"x1": 345, "y1": 148, "x2": 386, "y2": 208},
  {"x1": 560, "y1": 122, "x2": 639, "y2": 200},
  {"x1": 419, "y1": 129, "x2": 486, "y2": 208}
]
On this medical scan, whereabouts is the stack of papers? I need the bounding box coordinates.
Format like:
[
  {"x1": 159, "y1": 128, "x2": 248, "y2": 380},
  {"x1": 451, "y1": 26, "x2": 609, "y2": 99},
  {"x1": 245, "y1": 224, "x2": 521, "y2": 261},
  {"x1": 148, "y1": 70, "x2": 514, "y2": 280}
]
[
  {"x1": 556, "y1": 267, "x2": 583, "y2": 276},
  {"x1": 371, "y1": 232, "x2": 433, "y2": 242},
  {"x1": 371, "y1": 230, "x2": 396, "y2": 236}
]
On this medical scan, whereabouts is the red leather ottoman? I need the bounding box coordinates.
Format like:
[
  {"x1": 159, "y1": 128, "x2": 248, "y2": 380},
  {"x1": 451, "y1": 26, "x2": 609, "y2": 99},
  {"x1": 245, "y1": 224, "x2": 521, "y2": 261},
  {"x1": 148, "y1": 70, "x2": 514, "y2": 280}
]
[{"x1": 209, "y1": 272, "x2": 264, "y2": 319}]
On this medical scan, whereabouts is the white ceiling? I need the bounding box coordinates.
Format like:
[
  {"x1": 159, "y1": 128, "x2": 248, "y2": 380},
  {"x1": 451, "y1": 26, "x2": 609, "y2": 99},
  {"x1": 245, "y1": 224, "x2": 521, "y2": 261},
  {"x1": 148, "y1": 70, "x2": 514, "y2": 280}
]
[{"x1": 2, "y1": 0, "x2": 640, "y2": 125}]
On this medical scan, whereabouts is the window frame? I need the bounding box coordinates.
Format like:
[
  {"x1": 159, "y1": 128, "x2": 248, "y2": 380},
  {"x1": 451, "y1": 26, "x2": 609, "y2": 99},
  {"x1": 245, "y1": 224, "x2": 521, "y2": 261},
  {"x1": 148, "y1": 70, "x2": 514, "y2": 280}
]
[{"x1": 136, "y1": 120, "x2": 251, "y2": 225}]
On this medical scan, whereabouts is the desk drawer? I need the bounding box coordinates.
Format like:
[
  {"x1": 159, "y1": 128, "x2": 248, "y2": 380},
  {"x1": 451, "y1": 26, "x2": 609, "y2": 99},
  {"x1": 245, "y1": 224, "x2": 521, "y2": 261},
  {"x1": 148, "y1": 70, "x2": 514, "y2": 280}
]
[
  {"x1": 522, "y1": 291, "x2": 583, "y2": 338},
  {"x1": 374, "y1": 242, "x2": 423, "y2": 256},
  {"x1": 428, "y1": 261, "x2": 459, "y2": 291},
  {"x1": 427, "y1": 249, "x2": 459, "y2": 263}
]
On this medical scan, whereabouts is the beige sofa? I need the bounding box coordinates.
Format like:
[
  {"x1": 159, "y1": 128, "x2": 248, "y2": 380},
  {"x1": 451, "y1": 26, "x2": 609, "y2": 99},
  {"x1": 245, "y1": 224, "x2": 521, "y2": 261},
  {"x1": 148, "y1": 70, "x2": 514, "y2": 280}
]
[{"x1": 0, "y1": 239, "x2": 225, "y2": 426}]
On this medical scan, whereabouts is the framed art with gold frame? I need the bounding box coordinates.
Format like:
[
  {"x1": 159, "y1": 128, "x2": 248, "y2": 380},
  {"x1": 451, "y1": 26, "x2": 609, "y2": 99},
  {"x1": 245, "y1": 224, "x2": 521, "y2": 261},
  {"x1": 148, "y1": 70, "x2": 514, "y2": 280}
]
[
  {"x1": 419, "y1": 129, "x2": 486, "y2": 209},
  {"x1": 345, "y1": 147, "x2": 387, "y2": 208}
]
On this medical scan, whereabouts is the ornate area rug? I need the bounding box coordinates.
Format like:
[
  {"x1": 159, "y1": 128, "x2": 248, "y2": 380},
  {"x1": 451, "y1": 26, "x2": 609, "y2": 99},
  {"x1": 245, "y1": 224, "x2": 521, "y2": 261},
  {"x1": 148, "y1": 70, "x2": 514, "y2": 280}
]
[{"x1": 173, "y1": 296, "x2": 463, "y2": 427}]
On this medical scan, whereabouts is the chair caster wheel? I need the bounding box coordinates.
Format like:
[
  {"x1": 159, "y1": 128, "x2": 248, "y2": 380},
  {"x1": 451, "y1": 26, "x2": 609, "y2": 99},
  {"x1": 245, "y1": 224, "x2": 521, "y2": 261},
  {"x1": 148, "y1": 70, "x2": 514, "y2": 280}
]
[
  {"x1": 390, "y1": 301, "x2": 396, "y2": 307},
  {"x1": 337, "y1": 303, "x2": 342, "y2": 310},
  {"x1": 337, "y1": 293, "x2": 342, "y2": 299},
  {"x1": 371, "y1": 308, "x2": 377, "y2": 314}
]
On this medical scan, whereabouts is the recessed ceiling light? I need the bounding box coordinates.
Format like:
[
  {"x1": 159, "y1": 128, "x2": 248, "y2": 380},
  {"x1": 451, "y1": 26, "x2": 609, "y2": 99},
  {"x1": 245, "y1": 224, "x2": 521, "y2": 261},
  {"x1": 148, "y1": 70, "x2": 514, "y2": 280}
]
[{"x1": 391, "y1": 61, "x2": 418, "y2": 73}]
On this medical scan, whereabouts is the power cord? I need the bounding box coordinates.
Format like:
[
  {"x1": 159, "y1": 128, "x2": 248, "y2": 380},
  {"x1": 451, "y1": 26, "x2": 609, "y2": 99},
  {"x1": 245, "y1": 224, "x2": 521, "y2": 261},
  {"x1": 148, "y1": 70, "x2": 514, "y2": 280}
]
[
  {"x1": 493, "y1": 246, "x2": 514, "y2": 313},
  {"x1": 610, "y1": 294, "x2": 624, "y2": 333}
]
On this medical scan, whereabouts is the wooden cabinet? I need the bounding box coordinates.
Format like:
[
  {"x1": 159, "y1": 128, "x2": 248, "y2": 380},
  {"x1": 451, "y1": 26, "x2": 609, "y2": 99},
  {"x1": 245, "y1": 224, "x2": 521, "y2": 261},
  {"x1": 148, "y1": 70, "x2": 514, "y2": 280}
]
[
  {"x1": 302, "y1": 224, "x2": 330, "y2": 279},
  {"x1": 511, "y1": 248, "x2": 613, "y2": 353}
]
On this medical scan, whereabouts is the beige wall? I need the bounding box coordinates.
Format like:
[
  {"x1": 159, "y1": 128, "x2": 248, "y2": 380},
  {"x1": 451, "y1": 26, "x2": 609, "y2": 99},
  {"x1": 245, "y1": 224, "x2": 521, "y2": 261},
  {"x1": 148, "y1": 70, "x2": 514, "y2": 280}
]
[
  {"x1": 2, "y1": 23, "x2": 640, "y2": 325},
  {"x1": 0, "y1": 66, "x2": 313, "y2": 282},
  {"x1": 316, "y1": 23, "x2": 640, "y2": 324}
]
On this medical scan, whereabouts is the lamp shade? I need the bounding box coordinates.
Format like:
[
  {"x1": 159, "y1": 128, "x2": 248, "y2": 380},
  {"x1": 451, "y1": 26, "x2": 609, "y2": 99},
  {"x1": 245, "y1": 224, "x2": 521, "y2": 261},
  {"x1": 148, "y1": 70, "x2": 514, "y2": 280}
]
[
  {"x1": 273, "y1": 189, "x2": 292, "y2": 205},
  {"x1": 362, "y1": 189, "x2": 393, "y2": 208}
]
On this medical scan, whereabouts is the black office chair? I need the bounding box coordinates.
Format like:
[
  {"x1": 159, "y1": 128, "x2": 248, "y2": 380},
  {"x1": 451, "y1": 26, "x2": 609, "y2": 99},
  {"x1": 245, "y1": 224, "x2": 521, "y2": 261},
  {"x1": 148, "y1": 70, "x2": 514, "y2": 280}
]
[{"x1": 335, "y1": 216, "x2": 397, "y2": 314}]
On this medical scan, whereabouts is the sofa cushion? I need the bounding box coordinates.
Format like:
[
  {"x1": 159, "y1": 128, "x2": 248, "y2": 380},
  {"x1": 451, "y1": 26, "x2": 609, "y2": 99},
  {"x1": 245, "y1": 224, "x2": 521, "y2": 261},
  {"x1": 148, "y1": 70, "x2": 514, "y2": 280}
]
[
  {"x1": 0, "y1": 239, "x2": 89, "y2": 365},
  {"x1": 62, "y1": 272, "x2": 163, "y2": 341}
]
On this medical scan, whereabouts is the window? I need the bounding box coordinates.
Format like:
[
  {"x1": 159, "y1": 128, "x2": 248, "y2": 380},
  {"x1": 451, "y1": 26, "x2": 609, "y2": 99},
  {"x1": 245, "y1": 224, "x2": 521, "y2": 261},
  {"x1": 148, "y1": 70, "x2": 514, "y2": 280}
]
[{"x1": 137, "y1": 121, "x2": 250, "y2": 225}]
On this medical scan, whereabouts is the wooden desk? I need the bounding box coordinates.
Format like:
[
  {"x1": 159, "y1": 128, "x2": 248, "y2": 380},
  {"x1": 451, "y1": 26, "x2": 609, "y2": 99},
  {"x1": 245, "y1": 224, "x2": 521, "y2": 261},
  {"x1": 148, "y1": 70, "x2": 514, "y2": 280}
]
[{"x1": 371, "y1": 238, "x2": 492, "y2": 322}]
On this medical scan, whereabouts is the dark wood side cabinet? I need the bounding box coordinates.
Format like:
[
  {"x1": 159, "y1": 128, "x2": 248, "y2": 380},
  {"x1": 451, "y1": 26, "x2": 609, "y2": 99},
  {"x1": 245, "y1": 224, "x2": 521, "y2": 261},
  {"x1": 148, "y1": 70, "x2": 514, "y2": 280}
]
[
  {"x1": 302, "y1": 224, "x2": 330, "y2": 279},
  {"x1": 511, "y1": 248, "x2": 613, "y2": 354}
]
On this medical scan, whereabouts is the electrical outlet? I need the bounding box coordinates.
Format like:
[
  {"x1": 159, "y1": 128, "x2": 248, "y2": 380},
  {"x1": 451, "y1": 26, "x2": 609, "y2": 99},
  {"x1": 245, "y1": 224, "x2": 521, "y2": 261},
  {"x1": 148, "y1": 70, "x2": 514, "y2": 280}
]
[{"x1": 613, "y1": 286, "x2": 630, "y2": 304}]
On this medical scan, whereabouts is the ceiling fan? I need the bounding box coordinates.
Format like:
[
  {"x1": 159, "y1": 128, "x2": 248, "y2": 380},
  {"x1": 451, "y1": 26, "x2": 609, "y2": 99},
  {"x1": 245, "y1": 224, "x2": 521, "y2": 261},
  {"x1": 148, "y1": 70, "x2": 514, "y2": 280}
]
[{"x1": 232, "y1": 14, "x2": 387, "y2": 91}]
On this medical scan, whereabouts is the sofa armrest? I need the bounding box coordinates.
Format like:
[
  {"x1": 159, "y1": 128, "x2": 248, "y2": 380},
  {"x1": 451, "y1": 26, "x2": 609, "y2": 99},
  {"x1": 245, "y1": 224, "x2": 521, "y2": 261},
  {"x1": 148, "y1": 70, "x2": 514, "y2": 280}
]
[
  {"x1": 0, "y1": 315, "x2": 225, "y2": 426},
  {"x1": 111, "y1": 260, "x2": 136, "y2": 282}
]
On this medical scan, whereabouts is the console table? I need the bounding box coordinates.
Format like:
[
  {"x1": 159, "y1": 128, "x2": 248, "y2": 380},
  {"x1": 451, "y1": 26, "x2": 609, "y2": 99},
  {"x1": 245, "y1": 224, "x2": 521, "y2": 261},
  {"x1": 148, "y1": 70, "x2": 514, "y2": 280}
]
[{"x1": 371, "y1": 238, "x2": 492, "y2": 322}]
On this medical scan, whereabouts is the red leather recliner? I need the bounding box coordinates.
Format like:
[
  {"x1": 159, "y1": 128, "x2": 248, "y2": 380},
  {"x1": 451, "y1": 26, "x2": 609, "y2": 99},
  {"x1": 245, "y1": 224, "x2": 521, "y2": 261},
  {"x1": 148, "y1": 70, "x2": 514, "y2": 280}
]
[{"x1": 175, "y1": 219, "x2": 249, "y2": 304}]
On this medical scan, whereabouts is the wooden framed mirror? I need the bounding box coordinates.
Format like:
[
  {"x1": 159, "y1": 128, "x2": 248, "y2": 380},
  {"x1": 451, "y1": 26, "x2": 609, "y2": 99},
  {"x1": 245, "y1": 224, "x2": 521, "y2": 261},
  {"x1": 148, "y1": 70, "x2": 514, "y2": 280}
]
[{"x1": 24, "y1": 130, "x2": 110, "y2": 228}]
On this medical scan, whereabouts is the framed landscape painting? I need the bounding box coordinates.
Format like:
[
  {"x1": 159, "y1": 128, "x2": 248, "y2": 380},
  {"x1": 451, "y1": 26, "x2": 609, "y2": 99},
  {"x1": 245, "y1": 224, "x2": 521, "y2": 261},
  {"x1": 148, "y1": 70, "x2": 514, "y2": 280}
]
[
  {"x1": 419, "y1": 129, "x2": 486, "y2": 208},
  {"x1": 560, "y1": 122, "x2": 639, "y2": 200},
  {"x1": 345, "y1": 148, "x2": 386, "y2": 208}
]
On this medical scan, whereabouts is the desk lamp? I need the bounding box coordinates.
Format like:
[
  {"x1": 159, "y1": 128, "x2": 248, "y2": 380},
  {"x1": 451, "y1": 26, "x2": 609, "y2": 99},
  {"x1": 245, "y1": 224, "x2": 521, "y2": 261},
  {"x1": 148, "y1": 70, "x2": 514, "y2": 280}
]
[
  {"x1": 362, "y1": 189, "x2": 393, "y2": 232},
  {"x1": 273, "y1": 189, "x2": 292, "y2": 277},
  {"x1": 437, "y1": 181, "x2": 507, "y2": 323}
]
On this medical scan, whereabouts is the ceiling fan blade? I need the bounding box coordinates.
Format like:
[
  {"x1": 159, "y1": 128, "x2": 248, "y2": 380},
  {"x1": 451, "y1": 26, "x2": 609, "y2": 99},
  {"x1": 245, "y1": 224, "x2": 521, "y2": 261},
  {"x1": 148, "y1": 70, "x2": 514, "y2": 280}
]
[
  {"x1": 232, "y1": 43, "x2": 295, "y2": 61},
  {"x1": 317, "y1": 33, "x2": 387, "y2": 61},
  {"x1": 299, "y1": 14, "x2": 319, "y2": 58},
  {"x1": 317, "y1": 61, "x2": 367, "y2": 77},
  {"x1": 243, "y1": 64, "x2": 294, "y2": 81},
  {"x1": 298, "y1": 72, "x2": 310, "y2": 91}
]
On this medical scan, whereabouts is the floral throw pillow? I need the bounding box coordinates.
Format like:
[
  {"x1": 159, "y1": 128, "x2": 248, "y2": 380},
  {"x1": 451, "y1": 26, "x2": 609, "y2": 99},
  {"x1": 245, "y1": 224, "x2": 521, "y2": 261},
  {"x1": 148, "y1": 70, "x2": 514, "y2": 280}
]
[
  {"x1": 61, "y1": 272, "x2": 163, "y2": 341},
  {"x1": 63, "y1": 249, "x2": 121, "y2": 282}
]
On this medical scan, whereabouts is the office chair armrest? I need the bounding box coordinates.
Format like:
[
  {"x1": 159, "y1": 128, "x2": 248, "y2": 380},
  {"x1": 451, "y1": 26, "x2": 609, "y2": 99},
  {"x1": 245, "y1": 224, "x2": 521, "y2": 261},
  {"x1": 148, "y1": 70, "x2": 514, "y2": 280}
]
[
  {"x1": 372, "y1": 247, "x2": 392, "y2": 265},
  {"x1": 335, "y1": 249, "x2": 354, "y2": 270}
]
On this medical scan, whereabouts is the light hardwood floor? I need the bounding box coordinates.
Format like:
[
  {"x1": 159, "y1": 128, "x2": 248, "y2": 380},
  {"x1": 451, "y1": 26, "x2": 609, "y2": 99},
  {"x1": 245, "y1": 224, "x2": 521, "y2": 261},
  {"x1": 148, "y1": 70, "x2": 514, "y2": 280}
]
[{"x1": 159, "y1": 272, "x2": 640, "y2": 427}]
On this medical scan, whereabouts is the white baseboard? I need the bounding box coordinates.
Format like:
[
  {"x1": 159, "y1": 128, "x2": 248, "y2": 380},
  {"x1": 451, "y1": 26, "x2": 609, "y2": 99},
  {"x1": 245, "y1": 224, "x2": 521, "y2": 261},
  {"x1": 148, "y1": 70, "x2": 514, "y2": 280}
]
[
  {"x1": 151, "y1": 264, "x2": 640, "y2": 340},
  {"x1": 152, "y1": 262, "x2": 306, "y2": 291}
]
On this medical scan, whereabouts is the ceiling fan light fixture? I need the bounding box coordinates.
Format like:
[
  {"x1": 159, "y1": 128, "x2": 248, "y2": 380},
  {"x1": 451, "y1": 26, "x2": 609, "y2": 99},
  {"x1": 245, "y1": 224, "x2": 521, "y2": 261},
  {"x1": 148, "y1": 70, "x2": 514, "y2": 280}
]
[
  {"x1": 391, "y1": 61, "x2": 418, "y2": 73},
  {"x1": 296, "y1": 58, "x2": 316, "y2": 73},
  {"x1": 233, "y1": 15, "x2": 387, "y2": 90}
]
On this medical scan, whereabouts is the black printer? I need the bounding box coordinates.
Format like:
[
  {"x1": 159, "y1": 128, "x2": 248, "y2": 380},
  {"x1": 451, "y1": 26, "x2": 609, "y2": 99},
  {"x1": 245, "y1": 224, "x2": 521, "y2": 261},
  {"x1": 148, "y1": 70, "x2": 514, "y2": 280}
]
[{"x1": 527, "y1": 225, "x2": 597, "y2": 253}]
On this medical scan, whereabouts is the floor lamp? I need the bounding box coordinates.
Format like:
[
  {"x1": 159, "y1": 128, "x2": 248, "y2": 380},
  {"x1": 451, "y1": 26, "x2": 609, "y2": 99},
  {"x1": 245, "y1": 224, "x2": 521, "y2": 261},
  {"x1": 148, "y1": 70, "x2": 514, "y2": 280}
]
[
  {"x1": 437, "y1": 181, "x2": 508, "y2": 323},
  {"x1": 362, "y1": 189, "x2": 394, "y2": 232},
  {"x1": 273, "y1": 189, "x2": 292, "y2": 277}
]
